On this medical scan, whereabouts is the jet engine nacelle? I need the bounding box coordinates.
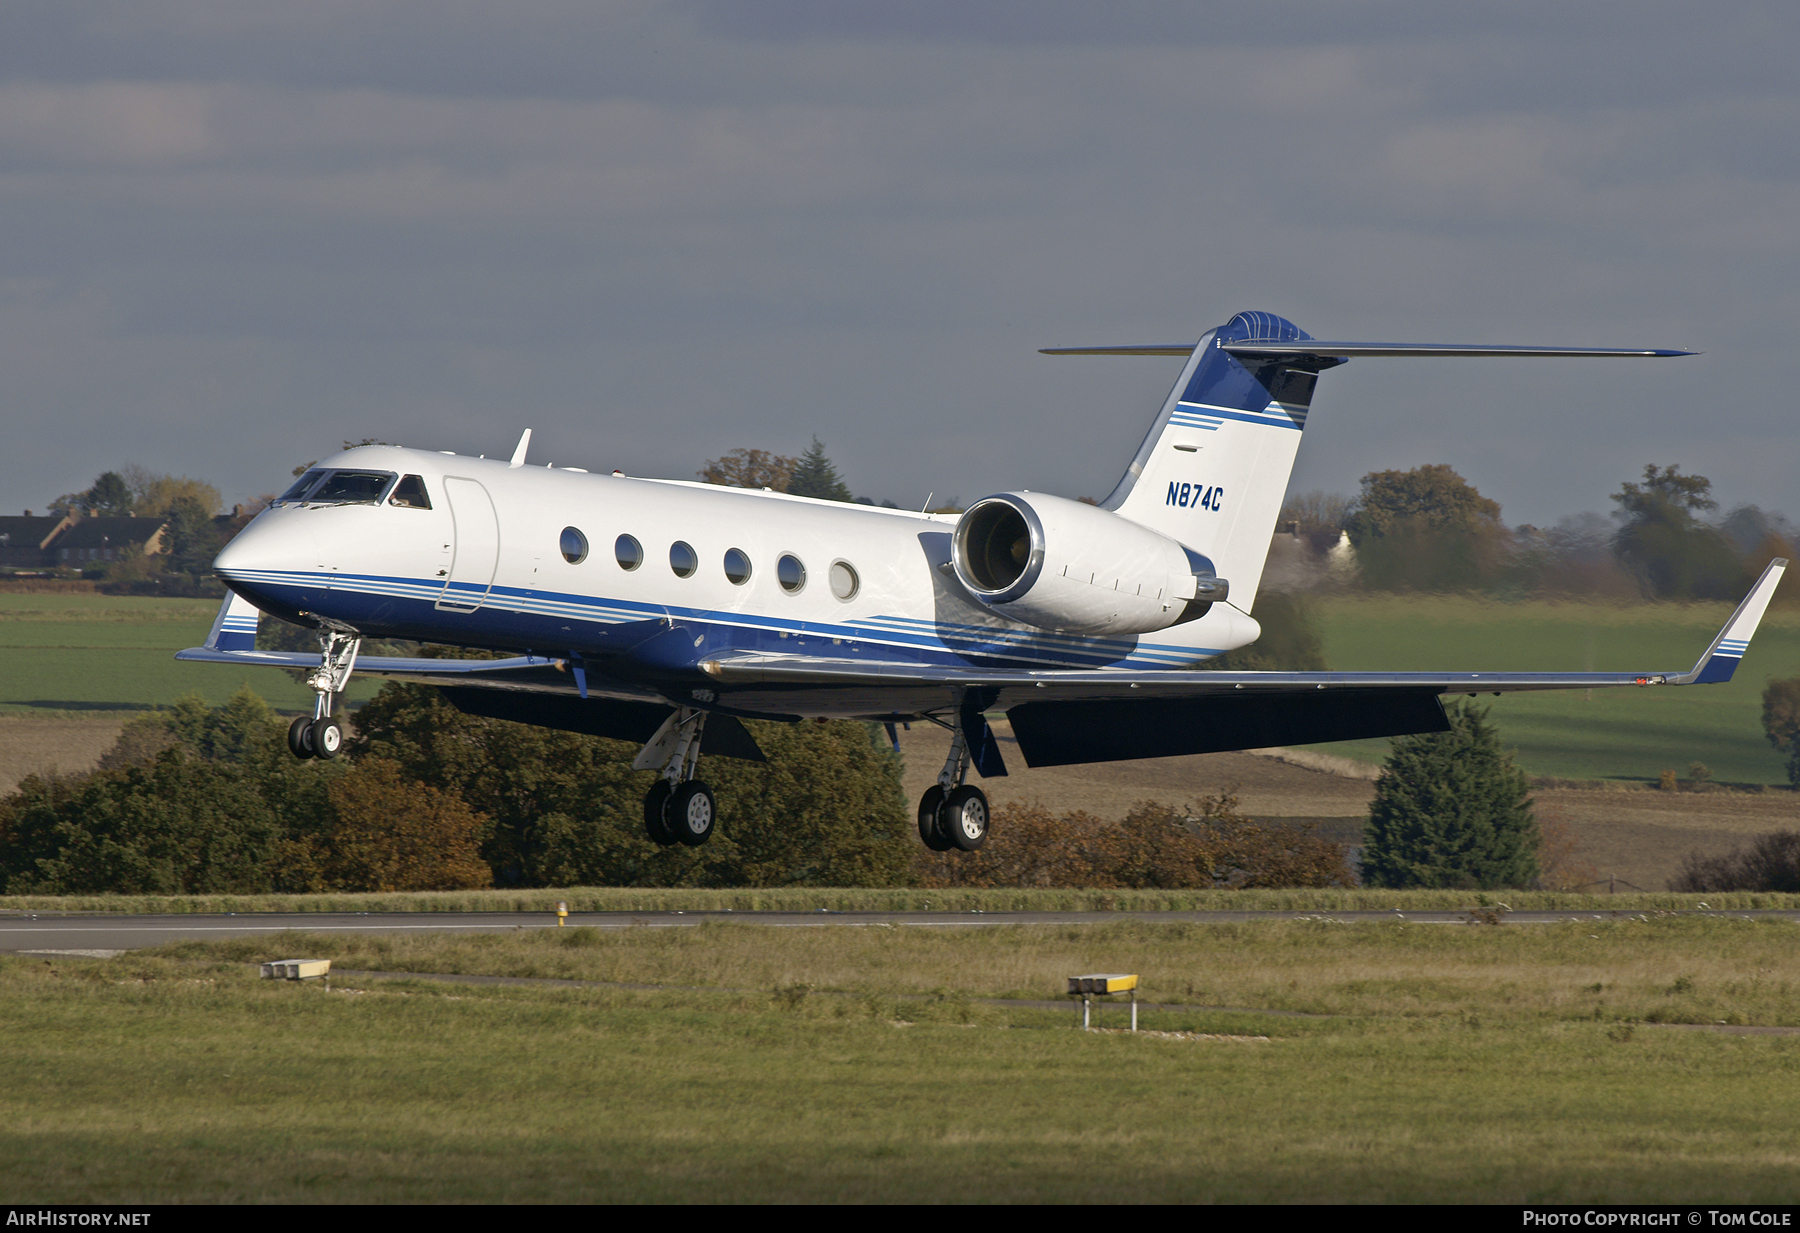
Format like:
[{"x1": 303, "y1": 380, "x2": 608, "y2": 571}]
[{"x1": 950, "y1": 491, "x2": 1227, "y2": 636}]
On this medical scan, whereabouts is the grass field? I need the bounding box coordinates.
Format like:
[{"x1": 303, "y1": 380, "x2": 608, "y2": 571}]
[
  {"x1": 1310, "y1": 594, "x2": 1800, "y2": 785},
  {"x1": 5, "y1": 917, "x2": 1798, "y2": 1203},
  {"x1": 0, "y1": 590, "x2": 375, "y2": 716}
]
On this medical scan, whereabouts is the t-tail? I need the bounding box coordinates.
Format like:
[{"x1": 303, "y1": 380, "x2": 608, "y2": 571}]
[{"x1": 1045, "y1": 311, "x2": 1693, "y2": 614}]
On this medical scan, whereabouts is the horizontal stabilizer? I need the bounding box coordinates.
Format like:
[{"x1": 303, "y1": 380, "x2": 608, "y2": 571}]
[{"x1": 1042, "y1": 342, "x2": 1695, "y2": 359}]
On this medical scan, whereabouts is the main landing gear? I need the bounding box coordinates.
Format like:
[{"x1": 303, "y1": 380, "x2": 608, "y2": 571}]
[
  {"x1": 917, "y1": 719, "x2": 989, "y2": 852},
  {"x1": 635, "y1": 706, "x2": 716, "y2": 847},
  {"x1": 288, "y1": 629, "x2": 360, "y2": 761}
]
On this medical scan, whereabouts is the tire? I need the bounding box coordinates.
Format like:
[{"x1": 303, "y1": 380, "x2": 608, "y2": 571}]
[
  {"x1": 916, "y1": 786, "x2": 952, "y2": 851},
  {"x1": 943, "y1": 785, "x2": 989, "y2": 852},
  {"x1": 310, "y1": 717, "x2": 343, "y2": 760},
  {"x1": 668, "y1": 781, "x2": 716, "y2": 847},
  {"x1": 287, "y1": 715, "x2": 315, "y2": 760},
  {"x1": 643, "y1": 781, "x2": 677, "y2": 846}
]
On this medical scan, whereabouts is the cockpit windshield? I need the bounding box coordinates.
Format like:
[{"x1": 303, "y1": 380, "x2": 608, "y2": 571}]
[{"x1": 276, "y1": 469, "x2": 397, "y2": 506}]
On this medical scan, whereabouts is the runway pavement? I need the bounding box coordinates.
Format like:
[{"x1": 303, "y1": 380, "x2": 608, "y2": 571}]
[{"x1": 4, "y1": 907, "x2": 1798, "y2": 954}]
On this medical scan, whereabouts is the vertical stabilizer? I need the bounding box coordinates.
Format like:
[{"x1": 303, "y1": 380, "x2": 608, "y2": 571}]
[{"x1": 1102, "y1": 311, "x2": 1337, "y2": 610}]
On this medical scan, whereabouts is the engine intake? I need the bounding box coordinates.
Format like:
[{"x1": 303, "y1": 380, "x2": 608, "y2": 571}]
[{"x1": 951, "y1": 492, "x2": 1227, "y2": 636}]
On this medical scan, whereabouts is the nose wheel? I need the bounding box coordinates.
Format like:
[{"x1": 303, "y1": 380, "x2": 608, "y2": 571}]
[
  {"x1": 287, "y1": 714, "x2": 344, "y2": 761},
  {"x1": 288, "y1": 629, "x2": 360, "y2": 761}
]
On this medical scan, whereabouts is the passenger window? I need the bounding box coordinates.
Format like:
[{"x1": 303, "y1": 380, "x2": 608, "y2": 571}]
[
  {"x1": 724, "y1": 548, "x2": 752, "y2": 586},
  {"x1": 560, "y1": 527, "x2": 589, "y2": 564},
  {"x1": 389, "y1": 475, "x2": 432, "y2": 509},
  {"x1": 616, "y1": 535, "x2": 643, "y2": 571},
  {"x1": 830, "y1": 560, "x2": 859, "y2": 601},
  {"x1": 777, "y1": 554, "x2": 806, "y2": 594},
  {"x1": 670, "y1": 541, "x2": 698, "y2": 578}
]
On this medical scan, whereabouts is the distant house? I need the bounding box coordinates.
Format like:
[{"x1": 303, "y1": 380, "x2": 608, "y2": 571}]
[{"x1": 0, "y1": 510, "x2": 168, "y2": 572}]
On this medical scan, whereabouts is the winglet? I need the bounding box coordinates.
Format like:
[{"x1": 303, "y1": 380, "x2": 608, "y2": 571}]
[
  {"x1": 201, "y1": 588, "x2": 264, "y2": 653},
  {"x1": 509, "y1": 429, "x2": 532, "y2": 468},
  {"x1": 1674, "y1": 559, "x2": 1787, "y2": 685}
]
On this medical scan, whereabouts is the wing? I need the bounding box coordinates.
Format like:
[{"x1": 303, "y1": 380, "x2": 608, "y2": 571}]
[
  {"x1": 691, "y1": 559, "x2": 1787, "y2": 765},
  {"x1": 177, "y1": 560, "x2": 1784, "y2": 768}
]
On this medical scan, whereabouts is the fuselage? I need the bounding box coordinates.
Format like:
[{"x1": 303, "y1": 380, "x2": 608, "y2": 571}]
[{"x1": 214, "y1": 446, "x2": 1258, "y2": 706}]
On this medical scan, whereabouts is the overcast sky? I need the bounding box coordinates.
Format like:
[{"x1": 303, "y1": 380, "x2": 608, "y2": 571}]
[{"x1": 3, "y1": 1, "x2": 1795, "y2": 527}]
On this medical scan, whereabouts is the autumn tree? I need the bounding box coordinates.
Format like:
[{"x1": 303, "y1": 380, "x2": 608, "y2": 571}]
[
  {"x1": 1361, "y1": 699, "x2": 1538, "y2": 889},
  {"x1": 1345, "y1": 464, "x2": 1509, "y2": 592},
  {"x1": 1611, "y1": 464, "x2": 1748, "y2": 600},
  {"x1": 1761, "y1": 678, "x2": 1800, "y2": 788},
  {"x1": 347, "y1": 682, "x2": 912, "y2": 888},
  {"x1": 701, "y1": 448, "x2": 797, "y2": 492},
  {"x1": 915, "y1": 797, "x2": 1352, "y2": 889},
  {"x1": 324, "y1": 759, "x2": 493, "y2": 892}
]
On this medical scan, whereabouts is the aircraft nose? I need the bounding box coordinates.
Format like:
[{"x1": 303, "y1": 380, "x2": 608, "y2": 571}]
[{"x1": 212, "y1": 511, "x2": 317, "y2": 595}]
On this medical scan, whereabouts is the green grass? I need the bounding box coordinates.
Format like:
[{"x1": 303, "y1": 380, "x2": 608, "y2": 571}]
[
  {"x1": 4, "y1": 918, "x2": 1799, "y2": 1202},
  {"x1": 0, "y1": 591, "x2": 376, "y2": 715},
  {"x1": 1307, "y1": 594, "x2": 1800, "y2": 784}
]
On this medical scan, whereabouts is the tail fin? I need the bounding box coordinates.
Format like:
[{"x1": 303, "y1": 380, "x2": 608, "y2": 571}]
[
  {"x1": 1043, "y1": 311, "x2": 1693, "y2": 612},
  {"x1": 1098, "y1": 311, "x2": 1333, "y2": 608}
]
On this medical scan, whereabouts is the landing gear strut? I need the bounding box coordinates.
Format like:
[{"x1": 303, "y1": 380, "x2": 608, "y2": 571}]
[
  {"x1": 289, "y1": 629, "x2": 359, "y2": 761},
  {"x1": 635, "y1": 706, "x2": 716, "y2": 847},
  {"x1": 916, "y1": 718, "x2": 989, "y2": 852}
]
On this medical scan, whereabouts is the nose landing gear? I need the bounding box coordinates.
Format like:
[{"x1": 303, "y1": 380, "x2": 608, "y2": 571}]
[{"x1": 288, "y1": 630, "x2": 359, "y2": 761}]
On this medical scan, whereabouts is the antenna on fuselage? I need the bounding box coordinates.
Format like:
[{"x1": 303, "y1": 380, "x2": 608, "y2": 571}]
[{"x1": 508, "y1": 429, "x2": 533, "y2": 468}]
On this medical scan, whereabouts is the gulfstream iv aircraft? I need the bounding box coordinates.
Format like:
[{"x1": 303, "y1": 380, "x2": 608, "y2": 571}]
[{"x1": 181, "y1": 310, "x2": 1785, "y2": 853}]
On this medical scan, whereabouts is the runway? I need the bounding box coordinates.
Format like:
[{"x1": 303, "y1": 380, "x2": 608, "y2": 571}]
[{"x1": 4, "y1": 907, "x2": 1798, "y2": 953}]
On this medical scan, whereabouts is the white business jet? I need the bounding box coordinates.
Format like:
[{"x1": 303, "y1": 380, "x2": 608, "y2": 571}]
[{"x1": 180, "y1": 310, "x2": 1784, "y2": 854}]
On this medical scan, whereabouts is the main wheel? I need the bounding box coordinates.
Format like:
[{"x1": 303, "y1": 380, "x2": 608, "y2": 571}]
[
  {"x1": 310, "y1": 717, "x2": 343, "y2": 760},
  {"x1": 942, "y1": 785, "x2": 989, "y2": 852},
  {"x1": 916, "y1": 786, "x2": 952, "y2": 851},
  {"x1": 643, "y1": 781, "x2": 677, "y2": 846},
  {"x1": 287, "y1": 715, "x2": 316, "y2": 760},
  {"x1": 668, "y1": 781, "x2": 716, "y2": 847}
]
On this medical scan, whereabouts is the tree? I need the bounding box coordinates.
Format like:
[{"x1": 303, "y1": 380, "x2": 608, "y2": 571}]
[
  {"x1": 84, "y1": 472, "x2": 135, "y2": 516},
  {"x1": 1203, "y1": 590, "x2": 1327, "y2": 671},
  {"x1": 700, "y1": 448, "x2": 797, "y2": 492},
  {"x1": 346, "y1": 681, "x2": 913, "y2": 888},
  {"x1": 1344, "y1": 465, "x2": 1508, "y2": 591},
  {"x1": 914, "y1": 797, "x2": 1353, "y2": 889},
  {"x1": 1671, "y1": 831, "x2": 1800, "y2": 892},
  {"x1": 1611, "y1": 464, "x2": 1747, "y2": 600},
  {"x1": 787, "y1": 437, "x2": 854, "y2": 503},
  {"x1": 1761, "y1": 678, "x2": 1800, "y2": 788},
  {"x1": 1361, "y1": 699, "x2": 1538, "y2": 889},
  {"x1": 1279, "y1": 489, "x2": 1353, "y2": 554},
  {"x1": 118, "y1": 465, "x2": 222, "y2": 521},
  {"x1": 324, "y1": 759, "x2": 494, "y2": 892}
]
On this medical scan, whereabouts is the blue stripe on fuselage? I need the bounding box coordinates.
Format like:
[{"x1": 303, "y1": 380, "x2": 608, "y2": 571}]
[{"x1": 219, "y1": 568, "x2": 1223, "y2": 674}]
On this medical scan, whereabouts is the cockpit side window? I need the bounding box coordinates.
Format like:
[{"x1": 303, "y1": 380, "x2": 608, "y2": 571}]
[
  {"x1": 306, "y1": 470, "x2": 396, "y2": 504},
  {"x1": 278, "y1": 470, "x2": 327, "y2": 503},
  {"x1": 389, "y1": 475, "x2": 432, "y2": 509}
]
